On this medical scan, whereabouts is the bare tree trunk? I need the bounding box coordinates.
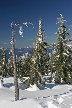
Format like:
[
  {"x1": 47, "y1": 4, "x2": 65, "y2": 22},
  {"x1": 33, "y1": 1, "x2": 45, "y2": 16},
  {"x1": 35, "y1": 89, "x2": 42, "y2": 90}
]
[{"x1": 11, "y1": 23, "x2": 19, "y2": 101}]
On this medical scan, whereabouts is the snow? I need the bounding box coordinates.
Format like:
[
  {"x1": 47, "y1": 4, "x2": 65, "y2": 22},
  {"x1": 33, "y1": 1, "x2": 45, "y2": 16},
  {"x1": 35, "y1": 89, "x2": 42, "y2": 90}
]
[
  {"x1": 19, "y1": 26, "x2": 23, "y2": 37},
  {"x1": 56, "y1": 97, "x2": 64, "y2": 104},
  {"x1": 38, "y1": 37, "x2": 42, "y2": 43},
  {"x1": 0, "y1": 83, "x2": 4, "y2": 88},
  {"x1": 0, "y1": 99, "x2": 42, "y2": 108},
  {"x1": 25, "y1": 84, "x2": 39, "y2": 91},
  {"x1": 0, "y1": 76, "x2": 72, "y2": 108}
]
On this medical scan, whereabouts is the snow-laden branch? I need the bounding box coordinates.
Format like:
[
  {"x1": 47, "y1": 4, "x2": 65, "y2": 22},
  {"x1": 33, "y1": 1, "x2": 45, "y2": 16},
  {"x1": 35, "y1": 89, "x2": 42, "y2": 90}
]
[
  {"x1": 11, "y1": 22, "x2": 34, "y2": 37},
  {"x1": 56, "y1": 14, "x2": 67, "y2": 25}
]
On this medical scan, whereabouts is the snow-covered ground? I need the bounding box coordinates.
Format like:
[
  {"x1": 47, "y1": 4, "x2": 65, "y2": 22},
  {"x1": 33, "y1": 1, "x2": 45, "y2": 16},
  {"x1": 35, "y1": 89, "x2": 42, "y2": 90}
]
[{"x1": 0, "y1": 76, "x2": 72, "y2": 108}]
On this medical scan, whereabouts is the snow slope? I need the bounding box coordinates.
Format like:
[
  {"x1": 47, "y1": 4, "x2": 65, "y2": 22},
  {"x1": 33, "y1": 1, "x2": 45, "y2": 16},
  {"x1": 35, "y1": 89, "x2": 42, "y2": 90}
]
[{"x1": 0, "y1": 76, "x2": 72, "y2": 108}]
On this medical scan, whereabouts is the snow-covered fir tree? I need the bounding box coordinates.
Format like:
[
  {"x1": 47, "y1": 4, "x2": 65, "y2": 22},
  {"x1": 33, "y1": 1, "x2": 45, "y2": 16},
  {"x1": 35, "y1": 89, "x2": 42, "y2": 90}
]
[
  {"x1": 20, "y1": 18, "x2": 49, "y2": 88},
  {"x1": 0, "y1": 48, "x2": 7, "y2": 77},
  {"x1": 0, "y1": 48, "x2": 7, "y2": 86},
  {"x1": 53, "y1": 14, "x2": 72, "y2": 84},
  {"x1": 7, "y1": 56, "x2": 14, "y2": 76},
  {"x1": 18, "y1": 52, "x2": 31, "y2": 78},
  {"x1": 32, "y1": 18, "x2": 49, "y2": 76},
  {"x1": 48, "y1": 51, "x2": 56, "y2": 83},
  {"x1": 7, "y1": 54, "x2": 23, "y2": 77},
  {"x1": 21, "y1": 19, "x2": 49, "y2": 87}
]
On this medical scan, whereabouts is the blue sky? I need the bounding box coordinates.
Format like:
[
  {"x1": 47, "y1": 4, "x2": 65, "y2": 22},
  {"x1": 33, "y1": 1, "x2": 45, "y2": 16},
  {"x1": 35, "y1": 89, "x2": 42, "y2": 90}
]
[{"x1": 0, "y1": 0, "x2": 72, "y2": 48}]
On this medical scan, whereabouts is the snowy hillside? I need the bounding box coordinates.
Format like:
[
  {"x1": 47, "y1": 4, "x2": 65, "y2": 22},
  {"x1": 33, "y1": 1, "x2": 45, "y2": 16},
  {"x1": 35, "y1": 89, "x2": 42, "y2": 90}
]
[{"x1": 0, "y1": 76, "x2": 72, "y2": 108}]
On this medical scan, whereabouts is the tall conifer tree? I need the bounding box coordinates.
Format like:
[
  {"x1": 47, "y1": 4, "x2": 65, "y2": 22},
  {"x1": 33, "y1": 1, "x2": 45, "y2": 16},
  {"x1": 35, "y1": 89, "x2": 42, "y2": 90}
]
[
  {"x1": 20, "y1": 19, "x2": 49, "y2": 88},
  {"x1": 54, "y1": 14, "x2": 72, "y2": 84}
]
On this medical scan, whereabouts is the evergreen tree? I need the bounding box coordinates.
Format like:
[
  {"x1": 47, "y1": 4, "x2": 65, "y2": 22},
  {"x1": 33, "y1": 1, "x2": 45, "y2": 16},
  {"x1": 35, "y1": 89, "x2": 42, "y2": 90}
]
[
  {"x1": 28, "y1": 56, "x2": 45, "y2": 87},
  {"x1": 7, "y1": 54, "x2": 23, "y2": 77},
  {"x1": 0, "y1": 48, "x2": 7, "y2": 77},
  {"x1": 7, "y1": 56, "x2": 14, "y2": 76},
  {"x1": 20, "y1": 18, "x2": 49, "y2": 88},
  {"x1": 32, "y1": 18, "x2": 49, "y2": 76},
  {"x1": 53, "y1": 14, "x2": 72, "y2": 84},
  {"x1": 48, "y1": 51, "x2": 56, "y2": 83},
  {"x1": 18, "y1": 52, "x2": 31, "y2": 79}
]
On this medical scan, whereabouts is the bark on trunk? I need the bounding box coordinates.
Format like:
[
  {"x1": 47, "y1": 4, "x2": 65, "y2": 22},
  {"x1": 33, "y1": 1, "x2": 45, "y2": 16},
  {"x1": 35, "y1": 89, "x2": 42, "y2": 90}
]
[{"x1": 11, "y1": 23, "x2": 19, "y2": 101}]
